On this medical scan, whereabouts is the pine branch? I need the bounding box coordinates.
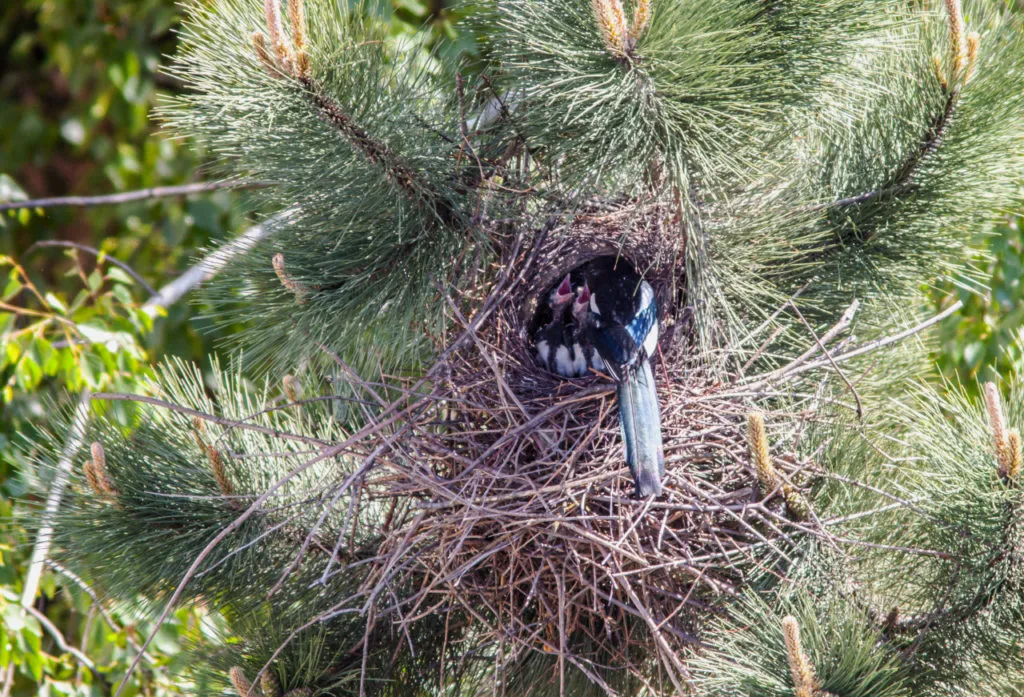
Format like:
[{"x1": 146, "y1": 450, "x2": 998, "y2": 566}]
[
  {"x1": 814, "y1": 1, "x2": 980, "y2": 214},
  {"x1": 248, "y1": 0, "x2": 457, "y2": 226},
  {"x1": 296, "y1": 76, "x2": 452, "y2": 222},
  {"x1": 806, "y1": 83, "x2": 958, "y2": 216}
]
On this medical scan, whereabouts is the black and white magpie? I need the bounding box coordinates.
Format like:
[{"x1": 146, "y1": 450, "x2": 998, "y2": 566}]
[
  {"x1": 578, "y1": 258, "x2": 664, "y2": 498},
  {"x1": 572, "y1": 285, "x2": 605, "y2": 374},
  {"x1": 534, "y1": 274, "x2": 580, "y2": 377}
]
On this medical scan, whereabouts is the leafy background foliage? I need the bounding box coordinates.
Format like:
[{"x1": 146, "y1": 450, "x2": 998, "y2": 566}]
[
  {"x1": 0, "y1": 0, "x2": 1020, "y2": 695},
  {"x1": 0, "y1": 1, "x2": 467, "y2": 695}
]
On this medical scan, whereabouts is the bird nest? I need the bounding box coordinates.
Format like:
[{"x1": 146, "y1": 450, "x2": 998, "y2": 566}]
[{"x1": 339, "y1": 201, "x2": 830, "y2": 688}]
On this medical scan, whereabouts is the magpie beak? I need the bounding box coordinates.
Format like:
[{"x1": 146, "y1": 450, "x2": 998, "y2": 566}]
[{"x1": 580, "y1": 259, "x2": 664, "y2": 498}]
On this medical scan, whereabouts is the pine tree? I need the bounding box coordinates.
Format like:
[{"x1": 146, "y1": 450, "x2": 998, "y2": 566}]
[{"x1": 32, "y1": 0, "x2": 1024, "y2": 695}]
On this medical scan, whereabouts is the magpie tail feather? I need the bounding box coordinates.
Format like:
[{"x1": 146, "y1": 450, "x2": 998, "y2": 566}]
[{"x1": 616, "y1": 359, "x2": 664, "y2": 497}]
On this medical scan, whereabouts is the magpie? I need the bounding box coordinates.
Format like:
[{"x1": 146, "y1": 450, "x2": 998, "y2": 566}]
[
  {"x1": 579, "y1": 258, "x2": 664, "y2": 498},
  {"x1": 572, "y1": 285, "x2": 605, "y2": 374},
  {"x1": 534, "y1": 274, "x2": 579, "y2": 377}
]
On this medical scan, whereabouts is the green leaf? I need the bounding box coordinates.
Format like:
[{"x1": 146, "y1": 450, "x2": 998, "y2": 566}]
[
  {"x1": 87, "y1": 270, "x2": 103, "y2": 292},
  {"x1": 2, "y1": 273, "x2": 22, "y2": 301},
  {"x1": 0, "y1": 174, "x2": 27, "y2": 203},
  {"x1": 112, "y1": 284, "x2": 134, "y2": 307},
  {"x1": 22, "y1": 645, "x2": 42, "y2": 682},
  {"x1": 105, "y1": 267, "x2": 135, "y2": 286},
  {"x1": 15, "y1": 354, "x2": 42, "y2": 390},
  {"x1": 43, "y1": 292, "x2": 67, "y2": 314},
  {"x1": 36, "y1": 339, "x2": 59, "y2": 375},
  {"x1": 2, "y1": 603, "x2": 25, "y2": 632}
]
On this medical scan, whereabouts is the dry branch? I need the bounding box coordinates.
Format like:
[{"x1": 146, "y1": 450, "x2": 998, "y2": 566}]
[{"x1": 0, "y1": 180, "x2": 266, "y2": 213}]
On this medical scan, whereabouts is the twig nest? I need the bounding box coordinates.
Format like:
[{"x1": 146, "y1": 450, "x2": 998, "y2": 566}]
[{"x1": 354, "y1": 201, "x2": 824, "y2": 676}]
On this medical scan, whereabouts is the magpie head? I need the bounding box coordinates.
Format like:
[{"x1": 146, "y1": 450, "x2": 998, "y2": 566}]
[
  {"x1": 550, "y1": 273, "x2": 574, "y2": 309},
  {"x1": 572, "y1": 283, "x2": 591, "y2": 323}
]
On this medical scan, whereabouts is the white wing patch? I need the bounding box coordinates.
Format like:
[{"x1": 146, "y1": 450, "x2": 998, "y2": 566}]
[
  {"x1": 639, "y1": 281, "x2": 654, "y2": 310},
  {"x1": 642, "y1": 321, "x2": 658, "y2": 359},
  {"x1": 639, "y1": 281, "x2": 658, "y2": 358}
]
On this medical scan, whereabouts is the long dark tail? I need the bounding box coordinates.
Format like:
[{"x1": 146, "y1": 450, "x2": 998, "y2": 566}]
[{"x1": 616, "y1": 359, "x2": 664, "y2": 497}]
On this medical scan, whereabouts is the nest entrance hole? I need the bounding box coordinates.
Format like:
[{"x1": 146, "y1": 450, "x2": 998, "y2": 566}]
[{"x1": 526, "y1": 255, "x2": 642, "y2": 375}]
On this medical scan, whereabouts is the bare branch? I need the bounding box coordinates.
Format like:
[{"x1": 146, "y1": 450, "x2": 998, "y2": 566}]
[
  {"x1": 739, "y1": 301, "x2": 963, "y2": 392},
  {"x1": 142, "y1": 212, "x2": 287, "y2": 315},
  {"x1": 2, "y1": 394, "x2": 91, "y2": 697},
  {"x1": 0, "y1": 180, "x2": 267, "y2": 213},
  {"x1": 26, "y1": 240, "x2": 158, "y2": 296}
]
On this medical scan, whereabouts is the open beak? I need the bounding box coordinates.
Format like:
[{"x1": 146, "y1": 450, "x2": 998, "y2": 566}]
[
  {"x1": 557, "y1": 274, "x2": 572, "y2": 298},
  {"x1": 576, "y1": 282, "x2": 591, "y2": 308},
  {"x1": 553, "y1": 273, "x2": 573, "y2": 304}
]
